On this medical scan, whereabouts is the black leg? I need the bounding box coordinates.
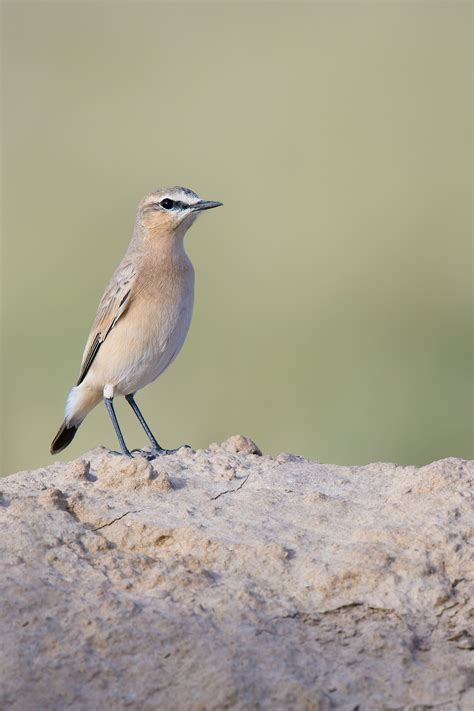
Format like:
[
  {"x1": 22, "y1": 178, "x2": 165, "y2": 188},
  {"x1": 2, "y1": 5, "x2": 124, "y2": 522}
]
[
  {"x1": 125, "y1": 394, "x2": 189, "y2": 456},
  {"x1": 104, "y1": 397, "x2": 132, "y2": 457},
  {"x1": 125, "y1": 394, "x2": 162, "y2": 450}
]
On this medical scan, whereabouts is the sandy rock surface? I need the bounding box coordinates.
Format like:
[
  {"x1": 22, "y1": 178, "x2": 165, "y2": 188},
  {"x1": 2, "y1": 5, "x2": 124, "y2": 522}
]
[{"x1": 1, "y1": 436, "x2": 473, "y2": 710}]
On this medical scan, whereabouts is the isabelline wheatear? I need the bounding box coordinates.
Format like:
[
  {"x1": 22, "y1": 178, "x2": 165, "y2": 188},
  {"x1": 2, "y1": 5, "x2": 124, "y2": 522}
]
[{"x1": 50, "y1": 187, "x2": 222, "y2": 458}]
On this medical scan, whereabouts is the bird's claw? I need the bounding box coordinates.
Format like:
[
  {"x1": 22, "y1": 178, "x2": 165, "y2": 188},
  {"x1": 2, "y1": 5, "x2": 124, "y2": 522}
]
[
  {"x1": 109, "y1": 449, "x2": 133, "y2": 458},
  {"x1": 131, "y1": 445, "x2": 191, "y2": 460}
]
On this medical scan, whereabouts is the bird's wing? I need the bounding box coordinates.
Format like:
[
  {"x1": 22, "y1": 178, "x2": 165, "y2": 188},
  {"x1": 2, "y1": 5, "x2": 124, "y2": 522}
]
[{"x1": 77, "y1": 259, "x2": 137, "y2": 385}]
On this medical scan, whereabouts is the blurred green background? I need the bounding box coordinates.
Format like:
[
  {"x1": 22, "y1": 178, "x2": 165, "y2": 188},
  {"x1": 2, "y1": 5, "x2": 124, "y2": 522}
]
[{"x1": 1, "y1": 1, "x2": 472, "y2": 475}]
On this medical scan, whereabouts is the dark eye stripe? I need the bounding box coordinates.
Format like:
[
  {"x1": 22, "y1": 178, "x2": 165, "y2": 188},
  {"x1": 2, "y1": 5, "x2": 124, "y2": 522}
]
[
  {"x1": 154, "y1": 199, "x2": 191, "y2": 211},
  {"x1": 172, "y1": 200, "x2": 190, "y2": 210}
]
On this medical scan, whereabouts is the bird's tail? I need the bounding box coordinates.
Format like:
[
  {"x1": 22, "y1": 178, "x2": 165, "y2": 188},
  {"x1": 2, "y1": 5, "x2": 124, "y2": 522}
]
[
  {"x1": 50, "y1": 384, "x2": 102, "y2": 455},
  {"x1": 50, "y1": 422, "x2": 79, "y2": 454}
]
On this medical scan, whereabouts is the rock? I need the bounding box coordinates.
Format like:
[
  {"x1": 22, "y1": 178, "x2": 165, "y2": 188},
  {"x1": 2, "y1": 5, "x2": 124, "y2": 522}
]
[
  {"x1": 222, "y1": 434, "x2": 262, "y2": 456},
  {"x1": 0, "y1": 439, "x2": 473, "y2": 710},
  {"x1": 38, "y1": 487, "x2": 69, "y2": 511},
  {"x1": 94, "y1": 450, "x2": 173, "y2": 493}
]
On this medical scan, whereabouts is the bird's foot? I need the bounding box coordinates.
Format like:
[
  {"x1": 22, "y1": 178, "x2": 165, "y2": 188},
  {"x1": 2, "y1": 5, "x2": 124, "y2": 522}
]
[
  {"x1": 109, "y1": 449, "x2": 133, "y2": 458},
  {"x1": 131, "y1": 444, "x2": 191, "y2": 460}
]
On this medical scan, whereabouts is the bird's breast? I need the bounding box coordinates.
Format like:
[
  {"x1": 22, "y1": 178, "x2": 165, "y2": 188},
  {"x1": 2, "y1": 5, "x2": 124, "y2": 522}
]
[
  {"x1": 95, "y1": 263, "x2": 195, "y2": 395},
  {"x1": 131, "y1": 269, "x2": 195, "y2": 380}
]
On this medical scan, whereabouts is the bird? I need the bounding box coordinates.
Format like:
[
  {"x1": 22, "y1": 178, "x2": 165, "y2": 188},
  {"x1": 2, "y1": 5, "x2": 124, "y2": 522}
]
[{"x1": 50, "y1": 186, "x2": 222, "y2": 458}]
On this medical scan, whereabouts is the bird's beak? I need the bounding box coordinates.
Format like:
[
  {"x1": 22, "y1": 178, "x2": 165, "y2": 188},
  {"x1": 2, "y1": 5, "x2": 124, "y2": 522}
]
[{"x1": 192, "y1": 200, "x2": 223, "y2": 211}]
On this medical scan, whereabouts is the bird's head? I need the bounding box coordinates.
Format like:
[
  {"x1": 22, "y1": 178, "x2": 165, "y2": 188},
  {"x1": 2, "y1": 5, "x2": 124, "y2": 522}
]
[{"x1": 138, "y1": 186, "x2": 222, "y2": 237}]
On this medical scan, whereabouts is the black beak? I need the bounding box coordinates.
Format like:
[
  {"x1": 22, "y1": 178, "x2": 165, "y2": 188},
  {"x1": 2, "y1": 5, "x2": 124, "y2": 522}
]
[{"x1": 193, "y1": 200, "x2": 223, "y2": 211}]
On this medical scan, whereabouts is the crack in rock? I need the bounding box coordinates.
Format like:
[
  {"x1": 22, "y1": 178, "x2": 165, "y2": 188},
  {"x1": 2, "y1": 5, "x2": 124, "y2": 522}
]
[
  {"x1": 211, "y1": 474, "x2": 250, "y2": 500},
  {"x1": 93, "y1": 509, "x2": 143, "y2": 531}
]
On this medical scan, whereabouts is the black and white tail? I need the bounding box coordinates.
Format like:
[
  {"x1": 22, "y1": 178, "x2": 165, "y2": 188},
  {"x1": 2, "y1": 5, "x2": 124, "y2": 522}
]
[{"x1": 50, "y1": 421, "x2": 78, "y2": 455}]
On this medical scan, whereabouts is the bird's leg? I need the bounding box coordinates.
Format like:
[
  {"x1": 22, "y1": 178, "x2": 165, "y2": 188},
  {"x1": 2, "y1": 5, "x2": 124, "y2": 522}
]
[
  {"x1": 125, "y1": 394, "x2": 188, "y2": 457},
  {"x1": 125, "y1": 394, "x2": 162, "y2": 450},
  {"x1": 104, "y1": 397, "x2": 132, "y2": 457}
]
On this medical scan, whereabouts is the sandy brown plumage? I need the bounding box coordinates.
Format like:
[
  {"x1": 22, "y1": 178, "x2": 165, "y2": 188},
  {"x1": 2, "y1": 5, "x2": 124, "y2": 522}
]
[{"x1": 50, "y1": 187, "x2": 222, "y2": 456}]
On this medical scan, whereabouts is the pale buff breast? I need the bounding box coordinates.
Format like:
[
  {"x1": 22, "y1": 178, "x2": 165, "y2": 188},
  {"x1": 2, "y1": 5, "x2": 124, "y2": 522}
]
[{"x1": 85, "y1": 261, "x2": 195, "y2": 396}]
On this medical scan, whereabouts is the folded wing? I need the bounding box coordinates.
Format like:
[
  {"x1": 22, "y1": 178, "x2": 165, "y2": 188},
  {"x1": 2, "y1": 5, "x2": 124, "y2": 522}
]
[{"x1": 77, "y1": 259, "x2": 137, "y2": 385}]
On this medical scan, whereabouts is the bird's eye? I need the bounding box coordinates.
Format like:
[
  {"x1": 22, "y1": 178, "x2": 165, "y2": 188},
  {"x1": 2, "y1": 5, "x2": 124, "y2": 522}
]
[{"x1": 159, "y1": 198, "x2": 175, "y2": 210}]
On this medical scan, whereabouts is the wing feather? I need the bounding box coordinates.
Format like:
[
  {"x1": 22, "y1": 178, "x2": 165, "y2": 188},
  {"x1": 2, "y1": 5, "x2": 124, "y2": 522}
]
[{"x1": 77, "y1": 259, "x2": 137, "y2": 385}]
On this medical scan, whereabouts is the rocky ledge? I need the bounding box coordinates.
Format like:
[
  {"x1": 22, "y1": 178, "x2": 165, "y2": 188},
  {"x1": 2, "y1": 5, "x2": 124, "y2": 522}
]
[{"x1": 1, "y1": 436, "x2": 473, "y2": 710}]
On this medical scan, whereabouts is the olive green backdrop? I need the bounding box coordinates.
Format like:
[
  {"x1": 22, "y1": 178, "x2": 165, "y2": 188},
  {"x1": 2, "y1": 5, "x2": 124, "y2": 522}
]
[{"x1": 1, "y1": 1, "x2": 472, "y2": 475}]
